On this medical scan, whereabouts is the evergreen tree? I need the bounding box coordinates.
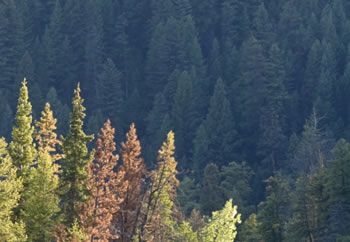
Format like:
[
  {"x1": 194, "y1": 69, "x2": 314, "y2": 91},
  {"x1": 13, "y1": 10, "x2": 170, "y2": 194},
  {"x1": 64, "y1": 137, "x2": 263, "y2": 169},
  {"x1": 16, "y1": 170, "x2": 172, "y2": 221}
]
[
  {"x1": 240, "y1": 213, "x2": 261, "y2": 242},
  {"x1": 35, "y1": 103, "x2": 62, "y2": 165},
  {"x1": 200, "y1": 163, "x2": 224, "y2": 215},
  {"x1": 58, "y1": 83, "x2": 94, "y2": 228},
  {"x1": 0, "y1": 0, "x2": 21, "y2": 93},
  {"x1": 142, "y1": 131, "x2": 179, "y2": 241},
  {"x1": 192, "y1": 123, "x2": 209, "y2": 175},
  {"x1": 15, "y1": 51, "x2": 34, "y2": 95},
  {"x1": 286, "y1": 175, "x2": 318, "y2": 242},
  {"x1": 0, "y1": 138, "x2": 26, "y2": 241},
  {"x1": 200, "y1": 199, "x2": 241, "y2": 242},
  {"x1": 0, "y1": 90, "x2": 13, "y2": 138},
  {"x1": 257, "y1": 173, "x2": 289, "y2": 242},
  {"x1": 302, "y1": 39, "x2": 322, "y2": 119},
  {"x1": 97, "y1": 58, "x2": 124, "y2": 127},
  {"x1": 252, "y1": 3, "x2": 274, "y2": 50},
  {"x1": 238, "y1": 36, "x2": 267, "y2": 159},
  {"x1": 325, "y1": 139, "x2": 350, "y2": 240},
  {"x1": 220, "y1": 161, "x2": 254, "y2": 216},
  {"x1": 116, "y1": 123, "x2": 147, "y2": 241},
  {"x1": 198, "y1": 78, "x2": 238, "y2": 168},
  {"x1": 80, "y1": 120, "x2": 126, "y2": 241},
  {"x1": 45, "y1": 87, "x2": 70, "y2": 136},
  {"x1": 9, "y1": 79, "x2": 36, "y2": 178},
  {"x1": 171, "y1": 70, "x2": 194, "y2": 165},
  {"x1": 257, "y1": 44, "x2": 287, "y2": 172},
  {"x1": 22, "y1": 150, "x2": 60, "y2": 241},
  {"x1": 144, "y1": 92, "x2": 170, "y2": 163}
]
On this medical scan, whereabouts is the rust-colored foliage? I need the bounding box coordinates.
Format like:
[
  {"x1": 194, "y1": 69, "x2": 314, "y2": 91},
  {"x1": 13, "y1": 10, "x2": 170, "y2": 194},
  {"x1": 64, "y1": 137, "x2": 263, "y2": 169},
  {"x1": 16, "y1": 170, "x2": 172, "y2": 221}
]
[
  {"x1": 116, "y1": 123, "x2": 147, "y2": 241},
  {"x1": 80, "y1": 120, "x2": 127, "y2": 241}
]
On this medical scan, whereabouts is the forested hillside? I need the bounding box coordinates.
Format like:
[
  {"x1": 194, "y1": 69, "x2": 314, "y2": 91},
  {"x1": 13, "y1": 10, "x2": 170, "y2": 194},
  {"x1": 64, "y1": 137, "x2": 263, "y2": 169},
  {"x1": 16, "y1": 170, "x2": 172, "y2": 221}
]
[{"x1": 1, "y1": 0, "x2": 350, "y2": 241}]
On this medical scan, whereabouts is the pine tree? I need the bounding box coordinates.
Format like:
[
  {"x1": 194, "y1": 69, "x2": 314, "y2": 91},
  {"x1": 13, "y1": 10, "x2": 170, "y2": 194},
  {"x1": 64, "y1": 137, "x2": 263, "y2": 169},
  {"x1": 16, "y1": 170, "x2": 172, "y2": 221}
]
[
  {"x1": 238, "y1": 36, "x2": 267, "y2": 159},
  {"x1": 0, "y1": 0, "x2": 20, "y2": 93},
  {"x1": 22, "y1": 150, "x2": 60, "y2": 241},
  {"x1": 45, "y1": 87, "x2": 70, "y2": 136},
  {"x1": 97, "y1": 58, "x2": 124, "y2": 126},
  {"x1": 142, "y1": 131, "x2": 179, "y2": 241},
  {"x1": 0, "y1": 138, "x2": 27, "y2": 241},
  {"x1": 9, "y1": 79, "x2": 36, "y2": 179},
  {"x1": 252, "y1": 3, "x2": 274, "y2": 50},
  {"x1": 220, "y1": 161, "x2": 254, "y2": 216},
  {"x1": 200, "y1": 163, "x2": 224, "y2": 215},
  {"x1": 80, "y1": 120, "x2": 126, "y2": 241},
  {"x1": 35, "y1": 103, "x2": 62, "y2": 167},
  {"x1": 286, "y1": 175, "x2": 318, "y2": 242},
  {"x1": 302, "y1": 39, "x2": 322, "y2": 119},
  {"x1": 117, "y1": 123, "x2": 147, "y2": 241},
  {"x1": 58, "y1": 83, "x2": 94, "y2": 228},
  {"x1": 200, "y1": 199, "x2": 241, "y2": 242},
  {"x1": 324, "y1": 139, "x2": 350, "y2": 240},
  {"x1": 171, "y1": 71, "x2": 194, "y2": 164},
  {"x1": 258, "y1": 173, "x2": 289, "y2": 242},
  {"x1": 194, "y1": 78, "x2": 238, "y2": 169}
]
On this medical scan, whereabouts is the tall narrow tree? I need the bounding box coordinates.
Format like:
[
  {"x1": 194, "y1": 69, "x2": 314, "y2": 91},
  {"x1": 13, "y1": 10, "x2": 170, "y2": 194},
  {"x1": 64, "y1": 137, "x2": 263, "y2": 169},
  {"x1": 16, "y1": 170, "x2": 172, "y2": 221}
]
[
  {"x1": 9, "y1": 78, "x2": 36, "y2": 179},
  {"x1": 58, "y1": 83, "x2": 94, "y2": 228},
  {"x1": 80, "y1": 120, "x2": 127, "y2": 241},
  {"x1": 35, "y1": 103, "x2": 62, "y2": 169},
  {"x1": 142, "y1": 131, "x2": 179, "y2": 241},
  {"x1": 117, "y1": 123, "x2": 147, "y2": 241}
]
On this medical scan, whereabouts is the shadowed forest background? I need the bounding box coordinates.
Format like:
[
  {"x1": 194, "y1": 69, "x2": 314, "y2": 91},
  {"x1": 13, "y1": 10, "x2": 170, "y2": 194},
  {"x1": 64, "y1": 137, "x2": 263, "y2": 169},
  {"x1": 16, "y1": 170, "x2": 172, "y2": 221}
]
[{"x1": 1, "y1": 0, "x2": 350, "y2": 241}]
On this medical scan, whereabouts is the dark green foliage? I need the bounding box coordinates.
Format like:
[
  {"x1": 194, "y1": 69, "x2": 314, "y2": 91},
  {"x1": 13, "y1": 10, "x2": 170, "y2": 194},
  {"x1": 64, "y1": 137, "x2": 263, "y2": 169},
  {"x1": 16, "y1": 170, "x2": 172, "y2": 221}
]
[
  {"x1": 193, "y1": 78, "x2": 238, "y2": 171},
  {"x1": 58, "y1": 84, "x2": 94, "y2": 227},
  {"x1": 97, "y1": 58, "x2": 123, "y2": 126},
  {"x1": 220, "y1": 161, "x2": 254, "y2": 216},
  {"x1": 200, "y1": 163, "x2": 224, "y2": 215},
  {"x1": 2, "y1": 1, "x2": 350, "y2": 240},
  {"x1": 257, "y1": 173, "x2": 289, "y2": 242}
]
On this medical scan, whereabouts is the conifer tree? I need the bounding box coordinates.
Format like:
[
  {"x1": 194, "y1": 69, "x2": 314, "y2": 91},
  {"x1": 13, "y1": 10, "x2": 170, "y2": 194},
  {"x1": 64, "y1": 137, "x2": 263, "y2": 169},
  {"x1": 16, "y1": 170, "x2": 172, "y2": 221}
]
[
  {"x1": 58, "y1": 83, "x2": 94, "y2": 228},
  {"x1": 200, "y1": 199, "x2": 241, "y2": 242},
  {"x1": 80, "y1": 120, "x2": 126, "y2": 241},
  {"x1": 22, "y1": 150, "x2": 60, "y2": 242},
  {"x1": 117, "y1": 123, "x2": 147, "y2": 241},
  {"x1": 171, "y1": 71, "x2": 194, "y2": 163},
  {"x1": 35, "y1": 103, "x2": 62, "y2": 167},
  {"x1": 0, "y1": 138, "x2": 27, "y2": 241},
  {"x1": 286, "y1": 175, "x2": 317, "y2": 242},
  {"x1": 46, "y1": 87, "x2": 70, "y2": 135},
  {"x1": 200, "y1": 163, "x2": 224, "y2": 215},
  {"x1": 258, "y1": 173, "x2": 289, "y2": 242},
  {"x1": 97, "y1": 58, "x2": 124, "y2": 126},
  {"x1": 193, "y1": 78, "x2": 238, "y2": 170},
  {"x1": 142, "y1": 131, "x2": 179, "y2": 241},
  {"x1": 9, "y1": 78, "x2": 36, "y2": 179}
]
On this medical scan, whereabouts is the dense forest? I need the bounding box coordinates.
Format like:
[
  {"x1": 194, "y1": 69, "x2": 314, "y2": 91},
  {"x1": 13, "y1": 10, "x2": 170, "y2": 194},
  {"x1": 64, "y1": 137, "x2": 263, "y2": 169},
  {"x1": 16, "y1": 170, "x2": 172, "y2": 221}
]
[{"x1": 1, "y1": 0, "x2": 350, "y2": 241}]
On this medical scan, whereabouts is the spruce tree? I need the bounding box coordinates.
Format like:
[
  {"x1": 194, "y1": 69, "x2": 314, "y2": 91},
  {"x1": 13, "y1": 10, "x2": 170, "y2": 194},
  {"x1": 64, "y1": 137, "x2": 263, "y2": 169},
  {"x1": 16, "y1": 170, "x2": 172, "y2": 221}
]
[
  {"x1": 0, "y1": 138, "x2": 26, "y2": 241},
  {"x1": 58, "y1": 83, "x2": 94, "y2": 228},
  {"x1": 9, "y1": 78, "x2": 36, "y2": 179}
]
